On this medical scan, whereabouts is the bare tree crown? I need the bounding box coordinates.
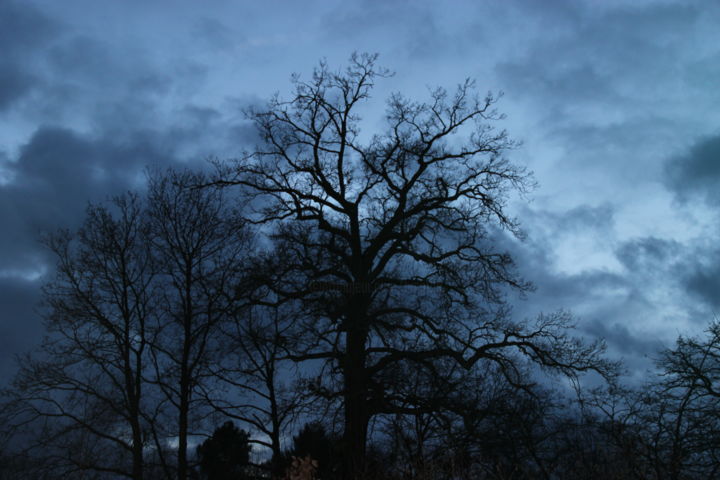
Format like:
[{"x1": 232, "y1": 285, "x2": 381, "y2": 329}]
[{"x1": 224, "y1": 53, "x2": 533, "y2": 307}]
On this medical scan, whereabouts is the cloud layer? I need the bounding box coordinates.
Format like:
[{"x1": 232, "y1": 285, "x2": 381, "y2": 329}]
[{"x1": 2, "y1": 0, "x2": 720, "y2": 384}]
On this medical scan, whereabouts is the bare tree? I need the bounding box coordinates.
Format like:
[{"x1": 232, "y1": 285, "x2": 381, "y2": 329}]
[
  {"x1": 580, "y1": 322, "x2": 720, "y2": 480},
  {"x1": 214, "y1": 53, "x2": 613, "y2": 478},
  {"x1": 145, "y1": 170, "x2": 250, "y2": 480},
  {"x1": 0, "y1": 170, "x2": 265, "y2": 480},
  {"x1": 1, "y1": 195, "x2": 155, "y2": 479},
  {"x1": 640, "y1": 322, "x2": 720, "y2": 479},
  {"x1": 202, "y1": 297, "x2": 305, "y2": 477}
]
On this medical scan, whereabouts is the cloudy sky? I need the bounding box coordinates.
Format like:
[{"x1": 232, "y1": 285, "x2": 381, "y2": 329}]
[{"x1": 2, "y1": 0, "x2": 719, "y2": 384}]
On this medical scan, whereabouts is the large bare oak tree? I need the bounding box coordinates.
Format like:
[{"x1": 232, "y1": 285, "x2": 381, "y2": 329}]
[{"x1": 215, "y1": 53, "x2": 612, "y2": 478}]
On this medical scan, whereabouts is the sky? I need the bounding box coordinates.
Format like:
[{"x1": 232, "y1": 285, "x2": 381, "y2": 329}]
[{"x1": 1, "y1": 0, "x2": 720, "y2": 385}]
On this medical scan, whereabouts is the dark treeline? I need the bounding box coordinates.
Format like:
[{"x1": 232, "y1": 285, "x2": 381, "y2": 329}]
[{"x1": 1, "y1": 54, "x2": 719, "y2": 479}]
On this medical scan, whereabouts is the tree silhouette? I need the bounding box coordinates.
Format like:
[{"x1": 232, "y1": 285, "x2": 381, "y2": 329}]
[
  {"x1": 203, "y1": 300, "x2": 304, "y2": 477},
  {"x1": 0, "y1": 170, "x2": 254, "y2": 480},
  {"x1": 146, "y1": 170, "x2": 251, "y2": 479},
  {"x1": 196, "y1": 421, "x2": 252, "y2": 480},
  {"x1": 287, "y1": 422, "x2": 340, "y2": 479},
  {"x1": 578, "y1": 323, "x2": 720, "y2": 479},
  {"x1": 214, "y1": 53, "x2": 614, "y2": 478},
  {"x1": 638, "y1": 322, "x2": 720, "y2": 478},
  {"x1": 1, "y1": 194, "x2": 155, "y2": 479}
]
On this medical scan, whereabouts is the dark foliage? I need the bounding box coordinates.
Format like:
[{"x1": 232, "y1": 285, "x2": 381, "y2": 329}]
[
  {"x1": 196, "y1": 422, "x2": 252, "y2": 480},
  {"x1": 286, "y1": 422, "x2": 341, "y2": 479}
]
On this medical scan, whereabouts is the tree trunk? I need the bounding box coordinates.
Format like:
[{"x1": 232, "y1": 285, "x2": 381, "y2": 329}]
[
  {"x1": 178, "y1": 325, "x2": 190, "y2": 479},
  {"x1": 178, "y1": 270, "x2": 193, "y2": 480},
  {"x1": 343, "y1": 316, "x2": 369, "y2": 480},
  {"x1": 131, "y1": 433, "x2": 144, "y2": 480},
  {"x1": 178, "y1": 378, "x2": 189, "y2": 480},
  {"x1": 178, "y1": 329, "x2": 192, "y2": 480},
  {"x1": 129, "y1": 376, "x2": 144, "y2": 479},
  {"x1": 268, "y1": 371, "x2": 283, "y2": 477},
  {"x1": 124, "y1": 336, "x2": 144, "y2": 479}
]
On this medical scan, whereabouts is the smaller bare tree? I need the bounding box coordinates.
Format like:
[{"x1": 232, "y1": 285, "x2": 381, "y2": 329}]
[
  {"x1": 1, "y1": 194, "x2": 156, "y2": 479},
  {"x1": 641, "y1": 322, "x2": 720, "y2": 478},
  {"x1": 145, "y1": 169, "x2": 251, "y2": 480},
  {"x1": 202, "y1": 280, "x2": 306, "y2": 477}
]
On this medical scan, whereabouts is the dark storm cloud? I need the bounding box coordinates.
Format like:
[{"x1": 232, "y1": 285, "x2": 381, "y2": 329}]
[
  {"x1": 615, "y1": 236, "x2": 682, "y2": 272},
  {"x1": 318, "y1": 1, "x2": 458, "y2": 61},
  {"x1": 509, "y1": 204, "x2": 624, "y2": 311},
  {"x1": 668, "y1": 242, "x2": 720, "y2": 311},
  {"x1": 0, "y1": 0, "x2": 60, "y2": 111},
  {"x1": 191, "y1": 17, "x2": 237, "y2": 51},
  {"x1": 545, "y1": 203, "x2": 615, "y2": 232},
  {"x1": 0, "y1": 128, "x2": 178, "y2": 378},
  {"x1": 508, "y1": 239, "x2": 661, "y2": 375},
  {"x1": 44, "y1": 33, "x2": 175, "y2": 99},
  {"x1": 44, "y1": 35, "x2": 169, "y2": 101},
  {"x1": 665, "y1": 135, "x2": 720, "y2": 206},
  {"x1": 584, "y1": 320, "x2": 664, "y2": 358},
  {"x1": 0, "y1": 277, "x2": 43, "y2": 382},
  {"x1": 0, "y1": 126, "x2": 182, "y2": 268},
  {"x1": 613, "y1": 235, "x2": 720, "y2": 339},
  {"x1": 494, "y1": 2, "x2": 709, "y2": 181},
  {"x1": 661, "y1": 134, "x2": 720, "y2": 310},
  {"x1": 0, "y1": 0, "x2": 717, "y2": 390},
  {"x1": 0, "y1": 0, "x2": 262, "y2": 382},
  {"x1": 0, "y1": 69, "x2": 36, "y2": 111},
  {"x1": 503, "y1": 205, "x2": 695, "y2": 374},
  {"x1": 496, "y1": 2, "x2": 701, "y2": 107},
  {"x1": 0, "y1": 125, "x2": 185, "y2": 382},
  {"x1": 483, "y1": 0, "x2": 720, "y2": 369},
  {"x1": 0, "y1": 1, "x2": 58, "y2": 48},
  {"x1": 684, "y1": 259, "x2": 720, "y2": 310}
]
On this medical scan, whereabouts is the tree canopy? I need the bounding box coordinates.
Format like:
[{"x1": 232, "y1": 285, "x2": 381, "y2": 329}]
[{"x1": 215, "y1": 52, "x2": 613, "y2": 477}]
